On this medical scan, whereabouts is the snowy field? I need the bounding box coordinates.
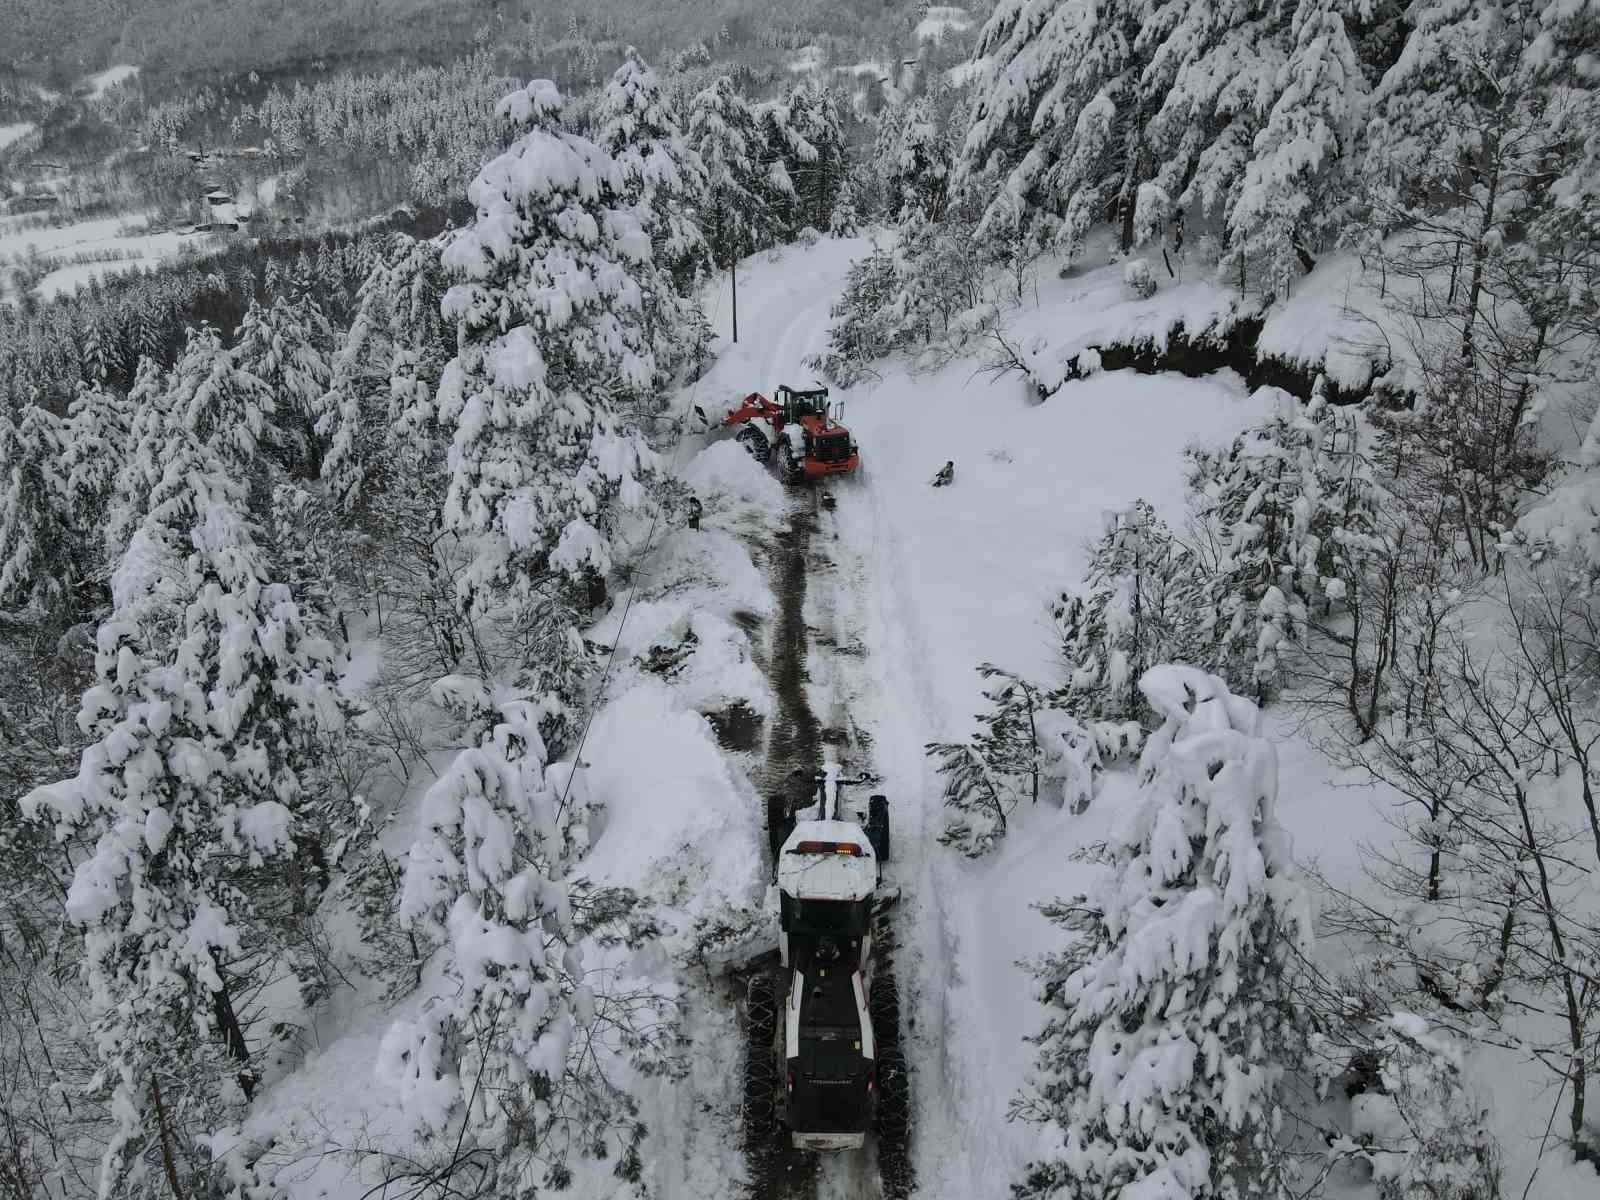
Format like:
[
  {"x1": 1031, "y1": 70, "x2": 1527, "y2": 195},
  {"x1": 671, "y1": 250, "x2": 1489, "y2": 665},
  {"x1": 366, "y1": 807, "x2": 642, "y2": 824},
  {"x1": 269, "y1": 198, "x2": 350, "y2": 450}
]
[
  {"x1": 0, "y1": 121, "x2": 36, "y2": 152},
  {"x1": 0, "y1": 210, "x2": 199, "y2": 300},
  {"x1": 915, "y1": 6, "x2": 973, "y2": 41},
  {"x1": 82, "y1": 63, "x2": 139, "y2": 98}
]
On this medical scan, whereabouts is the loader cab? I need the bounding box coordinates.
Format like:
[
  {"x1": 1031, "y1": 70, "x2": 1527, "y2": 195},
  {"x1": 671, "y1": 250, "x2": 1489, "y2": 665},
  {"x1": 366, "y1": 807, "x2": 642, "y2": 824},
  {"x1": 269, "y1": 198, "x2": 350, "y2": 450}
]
[{"x1": 775, "y1": 383, "x2": 830, "y2": 424}]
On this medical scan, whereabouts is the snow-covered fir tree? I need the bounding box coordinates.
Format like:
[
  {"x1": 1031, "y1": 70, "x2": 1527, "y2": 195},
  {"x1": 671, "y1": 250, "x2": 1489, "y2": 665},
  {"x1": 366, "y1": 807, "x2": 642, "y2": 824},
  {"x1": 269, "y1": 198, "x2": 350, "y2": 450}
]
[
  {"x1": 753, "y1": 96, "x2": 806, "y2": 243},
  {"x1": 780, "y1": 81, "x2": 849, "y2": 231},
  {"x1": 63, "y1": 378, "x2": 135, "y2": 544},
  {"x1": 929, "y1": 663, "x2": 1143, "y2": 854},
  {"x1": 1013, "y1": 664, "x2": 1312, "y2": 1200},
  {"x1": 689, "y1": 75, "x2": 769, "y2": 268},
  {"x1": 436, "y1": 79, "x2": 660, "y2": 709},
  {"x1": 594, "y1": 49, "x2": 710, "y2": 383},
  {"x1": 1230, "y1": 0, "x2": 1367, "y2": 293},
  {"x1": 321, "y1": 232, "x2": 454, "y2": 515},
  {"x1": 1055, "y1": 499, "x2": 1198, "y2": 723},
  {"x1": 22, "y1": 427, "x2": 346, "y2": 1200},
  {"x1": 1184, "y1": 388, "x2": 1323, "y2": 699},
  {"x1": 595, "y1": 48, "x2": 710, "y2": 293},
  {"x1": 888, "y1": 92, "x2": 953, "y2": 223},
  {"x1": 105, "y1": 355, "x2": 173, "y2": 572},
  {"x1": 381, "y1": 680, "x2": 655, "y2": 1196},
  {"x1": 162, "y1": 323, "x2": 276, "y2": 511},
  {"x1": 0, "y1": 404, "x2": 74, "y2": 619},
  {"x1": 234, "y1": 294, "x2": 334, "y2": 479},
  {"x1": 960, "y1": 0, "x2": 1146, "y2": 260}
]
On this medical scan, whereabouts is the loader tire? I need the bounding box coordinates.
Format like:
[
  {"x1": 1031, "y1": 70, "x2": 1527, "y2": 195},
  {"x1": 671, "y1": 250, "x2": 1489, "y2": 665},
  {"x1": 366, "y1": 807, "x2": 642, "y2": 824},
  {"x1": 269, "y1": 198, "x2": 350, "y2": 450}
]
[
  {"x1": 737, "y1": 425, "x2": 770, "y2": 463},
  {"x1": 869, "y1": 970, "x2": 899, "y2": 1043},
  {"x1": 742, "y1": 973, "x2": 779, "y2": 1140},
  {"x1": 867, "y1": 794, "x2": 890, "y2": 863},
  {"x1": 875, "y1": 1041, "x2": 910, "y2": 1139}
]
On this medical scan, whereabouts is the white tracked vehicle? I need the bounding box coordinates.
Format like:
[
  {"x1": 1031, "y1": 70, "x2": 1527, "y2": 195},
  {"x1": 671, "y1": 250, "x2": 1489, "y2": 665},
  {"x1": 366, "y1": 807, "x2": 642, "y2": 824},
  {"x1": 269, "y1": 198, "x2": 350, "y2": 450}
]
[{"x1": 754, "y1": 763, "x2": 901, "y2": 1152}]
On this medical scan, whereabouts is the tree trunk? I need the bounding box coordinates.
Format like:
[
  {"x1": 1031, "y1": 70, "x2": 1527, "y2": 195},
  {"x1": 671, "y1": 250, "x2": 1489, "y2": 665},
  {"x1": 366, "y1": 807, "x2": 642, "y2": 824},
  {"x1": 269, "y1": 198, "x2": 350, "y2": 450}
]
[
  {"x1": 1509, "y1": 779, "x2": 1589, "y2": 1143},
  {"x1": 209, "y1": 954, "x2": 256, "y2": 1102},
  {"x1": 1460, "y1": 134, "x2": 1503, "y2": 369},
  {"x1": 150, "y1": 1075, "x2": 187, "y2": 1200}
]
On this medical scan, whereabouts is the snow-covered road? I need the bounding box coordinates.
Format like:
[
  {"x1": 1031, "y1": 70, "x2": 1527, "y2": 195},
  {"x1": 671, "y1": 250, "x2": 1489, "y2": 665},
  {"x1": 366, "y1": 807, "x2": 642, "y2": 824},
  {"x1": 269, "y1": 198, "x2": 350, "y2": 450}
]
[{"x1": 690, "y1": 237, "x2": 1282, "y2": 1198}]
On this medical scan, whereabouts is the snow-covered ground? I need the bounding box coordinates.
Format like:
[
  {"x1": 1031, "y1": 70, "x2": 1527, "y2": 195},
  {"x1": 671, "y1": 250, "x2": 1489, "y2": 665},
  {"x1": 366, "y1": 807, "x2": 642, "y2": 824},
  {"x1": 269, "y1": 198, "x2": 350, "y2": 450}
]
[
  {"x1": 915, "y1": 5, "x2": 973, "y2": 41},
  {"x1": 0, "y1": 122, "x2": 36, "y2": 152},
  {"x1": 946, "y1": 58, "x2": 988, "y2": 88},
  {"x1": 83, "y1": 63, "x2": 139, "y2": 98},
  {"x1": 673, "y1": 238, "x2": 1597, "y2": 1199},
  {"x1": 788, "y1": 45, "x2": 826, "y2": 74},
  {"x1": 0, "y1": 211, "x2": 199, "y2": 300},
  {"x1": 229, "y1": 233, "x2": 1594, "y2": 1200}
]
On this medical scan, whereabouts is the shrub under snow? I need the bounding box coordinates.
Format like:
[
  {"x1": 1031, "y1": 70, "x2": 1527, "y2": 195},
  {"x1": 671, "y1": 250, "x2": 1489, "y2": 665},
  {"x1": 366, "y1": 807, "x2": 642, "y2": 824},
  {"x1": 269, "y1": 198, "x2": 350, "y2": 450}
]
[{"x1": 1122, "y1": 256, "x2": 1157, "y2": 300}]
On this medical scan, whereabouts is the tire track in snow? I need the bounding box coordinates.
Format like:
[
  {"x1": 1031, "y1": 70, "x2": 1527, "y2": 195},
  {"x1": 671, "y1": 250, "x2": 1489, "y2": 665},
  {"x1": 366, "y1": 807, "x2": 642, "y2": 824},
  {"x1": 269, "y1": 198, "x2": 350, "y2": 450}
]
[
  {"x1": 828, "y1": 466, "x2": 962, "y2": 1199},
  {"x1": 725, "y1": 241, "x2": 894, "y2": 1200}
]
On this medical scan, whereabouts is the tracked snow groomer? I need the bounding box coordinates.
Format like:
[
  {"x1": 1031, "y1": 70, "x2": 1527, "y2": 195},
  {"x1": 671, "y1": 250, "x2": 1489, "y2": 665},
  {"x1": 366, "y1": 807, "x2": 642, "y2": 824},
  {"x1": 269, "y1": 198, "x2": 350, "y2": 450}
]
[
  {"x1": 699, "y1": 384, "x2": 861, "y2": 483},
  {"x1": 744, "y1": 764, "x2": 906, "y2": 1154}
]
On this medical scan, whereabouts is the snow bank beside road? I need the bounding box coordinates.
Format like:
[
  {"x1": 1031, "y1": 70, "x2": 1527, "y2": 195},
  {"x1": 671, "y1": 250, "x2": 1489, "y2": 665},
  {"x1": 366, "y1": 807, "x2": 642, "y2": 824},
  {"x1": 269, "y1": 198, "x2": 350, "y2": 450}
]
[{"x1": 579, "y1": 683, "x2": 764, "y2": 951}]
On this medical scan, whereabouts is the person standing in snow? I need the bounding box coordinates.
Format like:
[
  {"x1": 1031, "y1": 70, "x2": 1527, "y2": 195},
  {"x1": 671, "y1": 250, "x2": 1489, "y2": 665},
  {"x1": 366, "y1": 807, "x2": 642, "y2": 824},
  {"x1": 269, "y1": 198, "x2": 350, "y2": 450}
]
[
  {"x1": 687, "y1": 495, "x2": 702, "y2": 530},
  {"x1": 931, "y1": 460, "x2": 954, "y2": 487}
]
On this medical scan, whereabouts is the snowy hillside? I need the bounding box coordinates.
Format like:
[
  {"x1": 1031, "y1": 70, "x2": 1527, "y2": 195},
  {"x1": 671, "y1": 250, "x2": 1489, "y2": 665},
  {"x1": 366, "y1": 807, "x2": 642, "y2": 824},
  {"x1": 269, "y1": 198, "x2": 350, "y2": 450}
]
[{"x1": 3, "y1": 7, "x2": 1599, "y2": 1200}]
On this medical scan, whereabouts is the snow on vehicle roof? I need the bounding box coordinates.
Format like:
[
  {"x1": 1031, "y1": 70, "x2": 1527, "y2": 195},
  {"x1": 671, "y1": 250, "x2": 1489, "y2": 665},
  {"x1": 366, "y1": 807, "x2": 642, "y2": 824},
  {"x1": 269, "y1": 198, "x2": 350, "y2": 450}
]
[{"x1": 778, "y1": 819, "x2": 876, "y2": 902}]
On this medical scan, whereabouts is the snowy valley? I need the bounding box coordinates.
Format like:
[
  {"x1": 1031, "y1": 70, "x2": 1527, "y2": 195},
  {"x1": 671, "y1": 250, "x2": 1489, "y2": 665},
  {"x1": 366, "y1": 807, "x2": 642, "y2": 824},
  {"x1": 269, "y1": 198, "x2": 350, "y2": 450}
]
[{"x1": 3, "y1": 4, "x2": 1600, "y2": 1200}]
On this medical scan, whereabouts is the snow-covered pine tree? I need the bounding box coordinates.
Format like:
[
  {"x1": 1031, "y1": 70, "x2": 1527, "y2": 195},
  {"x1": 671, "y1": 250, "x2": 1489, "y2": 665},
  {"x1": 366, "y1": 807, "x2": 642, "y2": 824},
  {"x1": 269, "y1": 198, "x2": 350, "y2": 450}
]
[
  {"x1": 898, "y1": 208, "x2": 987, "y2": 342},
  {"x1": 1055, "y1": 499, "x2": 1198, "y2": 723},
  {"x1": 929, "y1": 664, "x2": 1051, "y2": 855},
  {"x1": 594, "y1": 49, "x2": 709, "y2": 388},
  {"x1": 754, "y1": 95, "x2": 808, "y2": 244},
  {"x1": 322, "y1": 231, "x2": 454, "y2": 515},
  {"x1": 1303, "y1": 374, "x2": 1384, "y2": 618},
  {"x1": 21, "y1": 425, "x2": 347, "y2": 1200},
  {"x1": 1185, "y1": 388, "x2": 1322, "y2": 699},
  {"x1": 234, "y1": 295, "x2": 334, "y2": 479},
  {"x1": 783, "y1": 81, "x2": 848, "y2": 231},
  {"x1": 64, "y1": 378, "x2": 135, "y2": 544},
  {"x1": 0, "y1": 404, "x2": 75, "y2": 619},
  {"x1": 596, "y1": 48, "x2": 711, "y2": 293},
  {"x1": 1013, "y1": 664, "x2": 1311, "y2": 1200},
  {"x1": 164, "y1": 323, "x2": 276, "y2": 513},
  {"x1": 689, "y1": 75, "x2": 768, "y2": 269},
  {"x1": 1231, "y1": 1, "x2": 1366, "y2": 297},
  {"x1": 829, "y1": 173, "x2": 862, "y2": 235},
  {"x1": 890, "y1": 93, "x2": 953, "y2": 223},
  {"x1": 808, "y1": 243, "x2": 909, "y2": 385},
  {"x1": 105, "y1": 355, "x2": 172, "y2": 573},
  {"x1": 437, "y1": 79, "x2": 659, "y2": 710},
  {"x1": 865, "y1": 101, "x2": 908, "y2": 221},
  {"x1": 959, "y1": 0, "x2": 1149, "y2": 261},
  {"x1": 1135, "y1": 0, "x2": 1289, "y2": 271},
  {"x1": 929, "y1": 663, "x2": 1144, "y2": 854},
  {"x1": 380, "y1": 680, "x2": 649, "y2": 1195}
]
